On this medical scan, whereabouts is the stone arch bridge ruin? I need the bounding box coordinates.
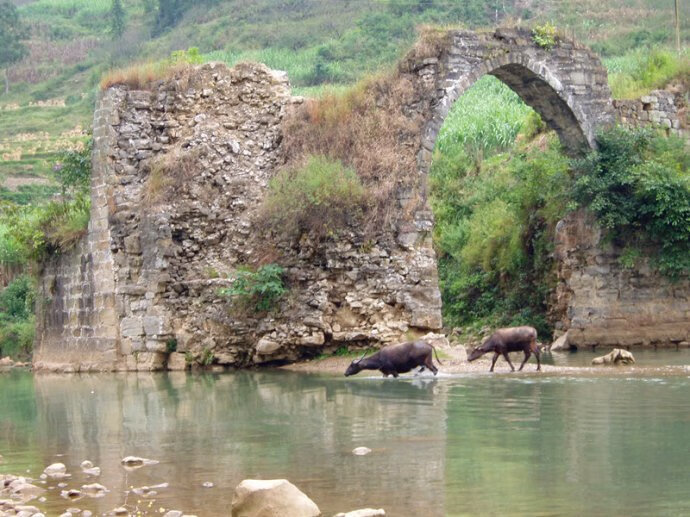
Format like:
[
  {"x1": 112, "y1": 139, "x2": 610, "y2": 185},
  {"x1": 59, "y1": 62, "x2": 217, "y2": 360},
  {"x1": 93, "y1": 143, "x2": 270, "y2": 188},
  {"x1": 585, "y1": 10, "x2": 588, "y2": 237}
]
[{"x1": 34, "y1": 28, "x2": 689, "y2": 371}]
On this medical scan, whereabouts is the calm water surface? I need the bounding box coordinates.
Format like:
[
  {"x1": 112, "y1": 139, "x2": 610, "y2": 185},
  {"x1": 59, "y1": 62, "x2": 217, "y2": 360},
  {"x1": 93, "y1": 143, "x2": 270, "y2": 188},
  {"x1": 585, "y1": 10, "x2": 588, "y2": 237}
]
[{"x1": 1, "y1": 351, "x2": 690, "y2": 516}]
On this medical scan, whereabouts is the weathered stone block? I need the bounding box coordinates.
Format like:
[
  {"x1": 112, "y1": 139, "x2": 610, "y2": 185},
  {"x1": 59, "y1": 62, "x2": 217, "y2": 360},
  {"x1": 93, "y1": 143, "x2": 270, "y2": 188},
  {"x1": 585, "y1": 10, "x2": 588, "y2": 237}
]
[
  {"x1": 167, "y1": 352, "x2": 187, "y2": 371},
  {"x1": 121, "y1": 317, "x2": 143, "y2": 338},
  {"x1": 123, "y1": 235, "x2": 141, "y2": 255}
]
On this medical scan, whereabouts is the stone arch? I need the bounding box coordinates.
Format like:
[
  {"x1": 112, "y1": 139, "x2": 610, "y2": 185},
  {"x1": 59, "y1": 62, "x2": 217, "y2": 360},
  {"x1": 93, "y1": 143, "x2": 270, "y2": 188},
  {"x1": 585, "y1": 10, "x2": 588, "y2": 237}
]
[{"x1": 416, "y1": 28, "x2": 616, "y2": 170}]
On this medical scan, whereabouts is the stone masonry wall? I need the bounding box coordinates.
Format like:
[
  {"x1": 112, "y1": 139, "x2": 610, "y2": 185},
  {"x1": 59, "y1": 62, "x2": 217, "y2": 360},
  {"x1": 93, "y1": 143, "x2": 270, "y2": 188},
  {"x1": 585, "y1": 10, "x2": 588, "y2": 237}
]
[
  {"x1": 35, "y1": 62, "x2": 441, "y2": 371},
  {"x1": 614, "y1": 90, "x2": 688, "y2": 139},
  {"x1": 33, "y1": 92, "x2": 120, "y2": 371},
  {"x1": 34, "y1": 30, "x2": 688, "y2": 370},
  {"x1": 553, "y1": 210, "x2": 689, "y2": 349}
]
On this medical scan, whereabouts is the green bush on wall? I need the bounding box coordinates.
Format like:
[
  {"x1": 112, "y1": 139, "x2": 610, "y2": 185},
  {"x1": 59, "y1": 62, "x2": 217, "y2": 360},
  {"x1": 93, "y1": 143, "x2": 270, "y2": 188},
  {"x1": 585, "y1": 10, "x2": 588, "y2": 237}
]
[
  {"x1": 572, "y1": 126, "x2": 690, "y2": 277},
  {"x1": 219, "y1": 264, "x2": 287, "y2": 313},
  {"x1": 259, "y1": 155, "x2": 368, "y2": 240}
]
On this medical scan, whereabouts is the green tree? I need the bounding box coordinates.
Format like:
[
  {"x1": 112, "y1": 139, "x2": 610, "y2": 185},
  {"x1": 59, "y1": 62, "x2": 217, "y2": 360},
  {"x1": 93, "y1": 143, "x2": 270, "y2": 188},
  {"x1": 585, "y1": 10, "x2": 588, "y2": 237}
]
[
  {"x1": 155, "y1": 0, "x2": 183, "y2": 33},
  {"x1": 110, "y1": 0, "x2": 126, "y2": 39},
  {"x1": 0, "y1": 1, "x2": 29, "y2": 95}
]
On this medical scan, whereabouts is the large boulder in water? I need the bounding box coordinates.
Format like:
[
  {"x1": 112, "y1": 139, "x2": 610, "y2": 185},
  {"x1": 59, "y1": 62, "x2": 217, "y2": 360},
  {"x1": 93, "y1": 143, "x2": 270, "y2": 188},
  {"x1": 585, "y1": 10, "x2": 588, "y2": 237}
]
[
  {"x1": 231, "y1": 479, "x2": 321, "y2": 517},
  {"x1": 592, "y1": 348, "x2": 635, "y2": 365}
]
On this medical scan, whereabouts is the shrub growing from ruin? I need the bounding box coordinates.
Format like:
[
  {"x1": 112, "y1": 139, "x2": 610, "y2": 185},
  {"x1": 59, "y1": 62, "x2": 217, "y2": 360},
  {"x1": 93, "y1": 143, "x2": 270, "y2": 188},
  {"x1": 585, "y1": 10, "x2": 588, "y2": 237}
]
[
  {"x1": 219, "y1": 264, "x2": 287, "y2": 313},
  {"x1": 572, "y1": 126, "x2": 690, "y2": 277},
  {"x1": 259, "y1": 155, "x2": 368, "y2": 241}
]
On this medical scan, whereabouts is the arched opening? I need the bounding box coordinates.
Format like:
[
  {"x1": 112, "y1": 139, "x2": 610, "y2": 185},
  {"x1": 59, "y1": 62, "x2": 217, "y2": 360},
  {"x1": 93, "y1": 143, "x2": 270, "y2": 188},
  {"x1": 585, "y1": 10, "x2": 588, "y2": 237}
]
[
  {"x1": 429, "y1": 73, "x2": 571, "y2": 339},
  {"x1": 489, "y1": 63, "x2": 590, "y2": 155}
]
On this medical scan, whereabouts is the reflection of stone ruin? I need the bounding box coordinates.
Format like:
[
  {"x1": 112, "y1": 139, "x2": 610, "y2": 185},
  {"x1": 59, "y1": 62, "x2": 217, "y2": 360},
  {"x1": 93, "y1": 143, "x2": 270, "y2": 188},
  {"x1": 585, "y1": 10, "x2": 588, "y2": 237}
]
[
  {"x1": 33, "y1": 28, "x2": 689, "y2": 371},
  {"x1": 31, "y1": 372, "x2": 450, "y2": 516}
]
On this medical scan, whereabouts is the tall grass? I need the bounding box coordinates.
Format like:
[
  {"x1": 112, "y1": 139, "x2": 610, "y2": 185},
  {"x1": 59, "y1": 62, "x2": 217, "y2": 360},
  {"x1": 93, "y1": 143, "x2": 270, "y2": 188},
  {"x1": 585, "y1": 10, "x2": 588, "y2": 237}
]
[
  {"x1": 605, "y1": 48, "x2": 690, "y2": 99},
  {"x1": 434, "y1": 76, "x2": 535, "y2": 165}
]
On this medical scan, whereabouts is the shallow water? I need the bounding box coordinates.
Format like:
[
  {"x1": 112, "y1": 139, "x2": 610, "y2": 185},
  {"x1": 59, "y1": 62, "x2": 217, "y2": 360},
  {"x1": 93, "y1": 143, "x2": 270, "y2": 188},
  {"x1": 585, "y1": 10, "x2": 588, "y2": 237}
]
[{"x1": 1, "y1": 351, "x2": 690, "y2": 516}]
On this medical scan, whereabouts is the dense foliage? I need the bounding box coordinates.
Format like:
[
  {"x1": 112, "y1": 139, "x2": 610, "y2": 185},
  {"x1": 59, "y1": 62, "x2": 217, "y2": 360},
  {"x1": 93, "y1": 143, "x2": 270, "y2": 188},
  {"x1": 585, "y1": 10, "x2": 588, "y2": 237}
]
[
  {"x1": 573, "y1": 126, "x2": 690, "y2": 277},
  {"x1": 0, "y1": 275, "x2": 35, "y2": 360},
  {"x1": 0, "y1": 0, "x2": 29, "y2": 93},
  {"x1": 259, "y1": 155, "x2": 367, "y2": 241},
  {"x1": 219, "y1": 264, "x2": 287, "y2": 313},
  {"x1": 431, "y1": 75, "x2": 689, "y2": 336},
  {"x1": 0, "y1": 140, "x2": 92, "y2": 358}
]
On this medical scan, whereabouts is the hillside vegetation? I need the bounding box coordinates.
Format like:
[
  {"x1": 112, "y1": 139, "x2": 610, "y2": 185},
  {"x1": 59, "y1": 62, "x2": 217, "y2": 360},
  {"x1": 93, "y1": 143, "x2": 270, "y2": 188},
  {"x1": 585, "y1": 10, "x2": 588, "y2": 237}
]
[{"x1": 1, "y1": 0, "x2": 688, "y2": 187}]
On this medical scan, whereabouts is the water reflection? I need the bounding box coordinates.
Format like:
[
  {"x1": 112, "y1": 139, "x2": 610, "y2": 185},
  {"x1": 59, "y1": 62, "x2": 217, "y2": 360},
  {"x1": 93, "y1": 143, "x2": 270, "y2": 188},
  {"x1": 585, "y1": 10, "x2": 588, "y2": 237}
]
[{"x1": 0, "y1": 366, "x2": 689, "y2": 516}]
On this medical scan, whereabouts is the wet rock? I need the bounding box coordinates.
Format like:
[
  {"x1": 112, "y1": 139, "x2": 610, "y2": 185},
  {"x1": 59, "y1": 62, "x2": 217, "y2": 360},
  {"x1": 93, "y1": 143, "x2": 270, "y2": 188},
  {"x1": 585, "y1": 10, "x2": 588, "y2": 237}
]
[
  {"x1": 43, "y1": 463, "x2": 69, "y2": 479},
  {"x1": 0, "y1": 498, "x2": 15, "y2": 512},
  {"x1": 549, "y1": 331, "x2": 570, "y2": 352},
  {"x1": 80, "y1": 460, "x2": 101, "y2": 477},
  {"x1": 110, "y1": 507, "x2": 129, "y2": 516},
  {"x1": 60, "y1": 488, "x2": 83, "y2": 500},
  {"x1": 352, "y1": 447, "x2": 372, "y2": 456},
  {"x1": 1, "y1": 476, "x2": 46, "y2": 502},
  {"x1": 82, "y1": 483, "x2": 109, "y2": 498},
  {"x1": 592, "y1": 348, "x2": 635, "y2": 365},
  {"x1": 202, "y1": 482, "x2": 214, "y2": 488},
  {"x1": 231, "y1": 479, "x2": 320, "y2": 517},
  {"x1": 334, "y1": 510, "x2": 386, "y2": 517},
  {"x1": 163, "y1": 511, "x2": 183, "y2": 517},
  {"x1": 82, "y1": 511, "x2": 93, "y2": 517},
  {"x1": 120, "y1": 456, "x2": 159, "y2": 469}
]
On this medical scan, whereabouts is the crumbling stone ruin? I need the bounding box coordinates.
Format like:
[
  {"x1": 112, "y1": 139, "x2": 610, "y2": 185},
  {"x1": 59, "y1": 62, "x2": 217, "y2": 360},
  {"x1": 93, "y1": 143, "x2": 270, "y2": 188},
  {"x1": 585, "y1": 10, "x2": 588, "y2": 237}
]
[{"x1": 33, "y1": 29, "x2": 689, "y2": 371}]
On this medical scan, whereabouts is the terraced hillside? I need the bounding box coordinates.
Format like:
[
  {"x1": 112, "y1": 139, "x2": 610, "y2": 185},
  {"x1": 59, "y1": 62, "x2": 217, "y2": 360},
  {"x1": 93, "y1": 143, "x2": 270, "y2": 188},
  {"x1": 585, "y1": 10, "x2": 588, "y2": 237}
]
[{"x1": 0, "y1": 0, "x2": 687, "y2": 202}]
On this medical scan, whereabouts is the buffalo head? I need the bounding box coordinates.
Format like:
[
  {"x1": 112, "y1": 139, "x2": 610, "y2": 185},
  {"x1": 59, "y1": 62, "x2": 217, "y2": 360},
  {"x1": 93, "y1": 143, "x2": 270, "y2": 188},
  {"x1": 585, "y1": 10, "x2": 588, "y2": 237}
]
[
  {"x1": 467, "y1": 346, "x2": 484, "y2": 362},
  {"x1": 344, "y1": 352, "x2": 367, "y2": 376}
]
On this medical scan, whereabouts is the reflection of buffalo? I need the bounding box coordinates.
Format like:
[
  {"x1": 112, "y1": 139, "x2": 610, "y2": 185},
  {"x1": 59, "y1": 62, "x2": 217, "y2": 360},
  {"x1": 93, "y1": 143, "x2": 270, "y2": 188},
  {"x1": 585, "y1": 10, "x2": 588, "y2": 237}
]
[
  {"x1": 468, "y1": 326, "x2": 541, "y2": 372},
  {"x1": 344, "y1": 341, "x2": 442, "y2": 378}
]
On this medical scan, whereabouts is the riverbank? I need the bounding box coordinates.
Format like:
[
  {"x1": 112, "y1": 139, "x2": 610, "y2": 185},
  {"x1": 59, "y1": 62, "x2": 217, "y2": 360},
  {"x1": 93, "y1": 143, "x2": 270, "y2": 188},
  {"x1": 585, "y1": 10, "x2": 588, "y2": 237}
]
[{"x1": 282, "y1": 346, "x2": 690, "y2": 377}]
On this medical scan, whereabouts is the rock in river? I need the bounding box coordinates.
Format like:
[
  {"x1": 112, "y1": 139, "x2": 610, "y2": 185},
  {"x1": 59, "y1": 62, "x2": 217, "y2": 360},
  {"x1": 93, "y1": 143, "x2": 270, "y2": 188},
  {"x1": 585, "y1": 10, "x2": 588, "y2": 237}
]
[
  {"x1": 120, "y1": 456, "x2": 159, "y2": 469},
  {"x1": 43, "y1": 463, "x2": 70, "y2": 479},
  {"x1": 334, "y1": 510, "x2": 386, "y2": 517},
  {"x1": 592, "y1": 348, "x2": 635, "y2": 366},
  {"x1": 231, "y1": 479, "x2": 321, "y2": 517}
]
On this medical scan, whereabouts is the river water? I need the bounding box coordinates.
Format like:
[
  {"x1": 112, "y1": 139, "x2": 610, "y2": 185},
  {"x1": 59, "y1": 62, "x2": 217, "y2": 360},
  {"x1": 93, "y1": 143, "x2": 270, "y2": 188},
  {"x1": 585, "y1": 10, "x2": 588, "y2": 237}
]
[{"x1": 1, "y1": 351, "x2": 690, "y2": 516}]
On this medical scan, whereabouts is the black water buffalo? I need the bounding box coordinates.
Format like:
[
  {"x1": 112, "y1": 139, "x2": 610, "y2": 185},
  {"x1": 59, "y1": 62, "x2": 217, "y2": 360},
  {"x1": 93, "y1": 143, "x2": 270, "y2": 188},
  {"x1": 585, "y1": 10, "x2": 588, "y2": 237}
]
[
  {"x1": 467, "y1": 326, "x2": 541, "y2": 372},
  {"x1": 344, "y1": 340, "x2": 442, "y2": 378}
]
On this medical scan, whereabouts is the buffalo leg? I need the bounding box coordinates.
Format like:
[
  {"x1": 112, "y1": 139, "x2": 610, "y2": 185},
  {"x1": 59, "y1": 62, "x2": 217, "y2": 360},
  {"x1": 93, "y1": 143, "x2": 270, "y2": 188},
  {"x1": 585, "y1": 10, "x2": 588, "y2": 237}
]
[
  {"x1": 417, "y1": 366, "x2": 426, "y2": 374},
  {"x1": 425, "y1": 356, "x2": 438, "y2": 375},
  {"x1": 489, "y1": 352, "x2": 499, "y2": 372},
  {"x1": 502, "y1": 351, "x2": 515, "y2": 371},
  {"x1": 518, "y1": 350, "x2": 531, "y2": 371},
  {"x1": 530, "y1": 340, "x2": 541, "y2": 371}
]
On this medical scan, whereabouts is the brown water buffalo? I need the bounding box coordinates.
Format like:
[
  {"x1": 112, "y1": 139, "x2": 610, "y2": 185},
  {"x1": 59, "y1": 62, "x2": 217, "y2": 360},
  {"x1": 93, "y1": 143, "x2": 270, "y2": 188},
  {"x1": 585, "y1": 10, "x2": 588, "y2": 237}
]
[
  {"x1": 467, "y1": 326, "x2": 540, "y2": 372},
  {"x1": 344, "y1": 340, "x2": 442, "y2": 378}
]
